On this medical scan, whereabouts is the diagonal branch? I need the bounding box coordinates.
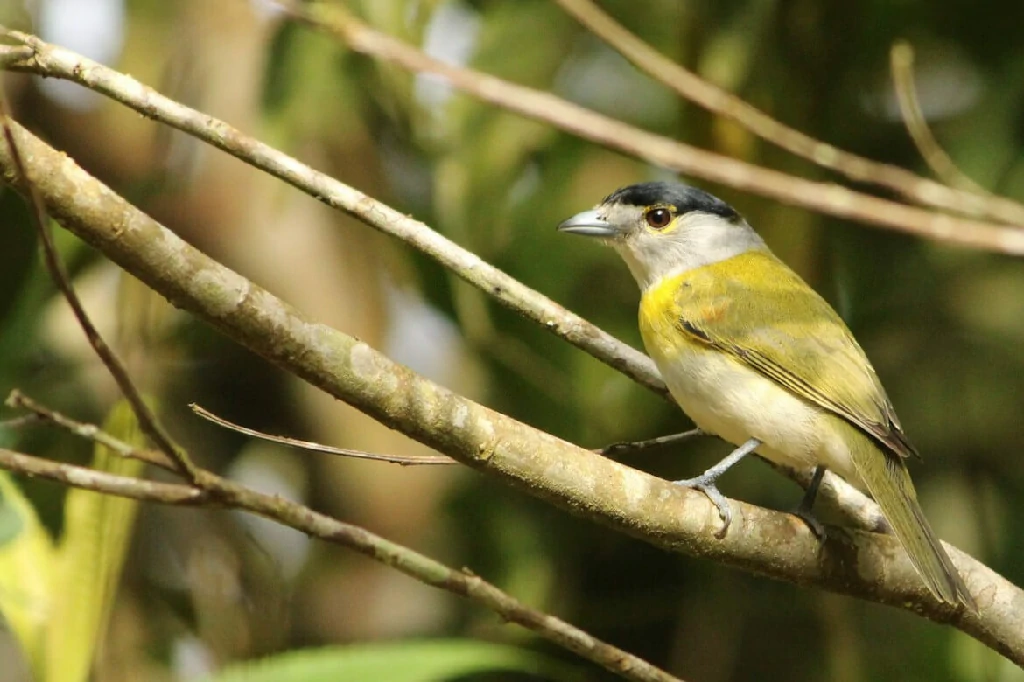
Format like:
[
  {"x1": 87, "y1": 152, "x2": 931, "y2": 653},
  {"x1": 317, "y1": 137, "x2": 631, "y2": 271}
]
[
  {"x1": 0, "y1": 449, "x2": 205, "y2": 504},
  {"x1": 553, "y1": 0, "x2": 1024, "y2": 226},
  {"x1": 0, "y1": 444, "x2": 682, "y2": 682},
  {"x1": 0, "y1": 117, "x2": 1020, "y2": 665},
  {"x1": 278, "y1": 5, "x2": 1024, "y2": 251},
  {"x1": 5, "y1": 390, "x2": 176, "y2": 472}
]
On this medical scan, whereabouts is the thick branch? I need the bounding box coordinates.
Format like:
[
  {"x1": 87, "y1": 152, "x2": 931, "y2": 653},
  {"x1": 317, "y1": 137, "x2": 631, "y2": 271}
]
[{"x1": 1, "y1": 118, "x2": 1021, "y2": 664}]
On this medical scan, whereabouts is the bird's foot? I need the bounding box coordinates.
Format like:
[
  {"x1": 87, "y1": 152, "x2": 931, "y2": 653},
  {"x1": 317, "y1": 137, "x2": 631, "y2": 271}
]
[
  {"x1": 791, "y1": 505, "x2": 826, "y2": 540},
  {"x1": 674, "y1": 473, "x2": 732, "y2": 539},
  {"x1": 671, "y1": 438, "x2": 761, "y2": 539},
  {"x1": 791, "y1": 465, "x2": 827, "y2": 540}
]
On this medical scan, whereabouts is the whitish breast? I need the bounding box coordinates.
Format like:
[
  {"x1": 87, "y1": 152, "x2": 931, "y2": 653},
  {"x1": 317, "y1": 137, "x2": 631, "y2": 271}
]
[{"x1": 638, "y1": 273, "x2": 856, "y2": 479}]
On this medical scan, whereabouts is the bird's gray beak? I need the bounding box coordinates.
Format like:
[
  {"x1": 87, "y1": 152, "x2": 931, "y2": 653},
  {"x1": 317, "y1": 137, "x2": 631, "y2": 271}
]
[{"x1": 557, "y1": 209, "x2": 619, "y2": 238}]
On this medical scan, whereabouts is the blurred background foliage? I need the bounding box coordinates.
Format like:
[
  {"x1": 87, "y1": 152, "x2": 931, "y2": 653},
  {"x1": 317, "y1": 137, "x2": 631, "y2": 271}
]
[{"x1": 1, "y1": 0, "x2": 1023, "y2": 680}]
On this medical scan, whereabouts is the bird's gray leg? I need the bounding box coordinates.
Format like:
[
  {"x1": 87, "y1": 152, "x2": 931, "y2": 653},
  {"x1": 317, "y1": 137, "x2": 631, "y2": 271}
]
[
  {"x1": 598, "y1": 428, "x2": 705, "y2": 457},
  {"x1": 792, "y1": 465, "x2": 827, "y2": 539},
  {"x1": 674, "y1": 437, "x2": 761, "y2": 538}
]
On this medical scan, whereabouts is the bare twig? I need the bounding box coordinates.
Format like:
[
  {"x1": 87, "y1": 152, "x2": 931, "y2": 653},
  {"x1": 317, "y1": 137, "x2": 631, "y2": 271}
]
[
  {"x1": 0, "y1": 437, "x2": 684, "y2": 682},
  {"x1": 190, "y1": 403, "x2": 457, "y2": 465},
  {"x1": 0, "y1": 413, "x2": 44, "y2": 429},
  {"x1": 0, "y1": 95, "x2": 199, "y2": 482},
  {"x1": 890, "y1": 42, "x2": 988, "y2": 195},
  {"x1": 1, "y1": 122, "x2": 1020, "y2": 663},
  {"x1": 553, "y1": 0, "x2": 1024, "y2": 225},
  {"x1": 5, "y1": 390, "x2": 176, "y2": 471},
  {"x1": 0, "y1": 448, "x2": 205, "y2": 504}
]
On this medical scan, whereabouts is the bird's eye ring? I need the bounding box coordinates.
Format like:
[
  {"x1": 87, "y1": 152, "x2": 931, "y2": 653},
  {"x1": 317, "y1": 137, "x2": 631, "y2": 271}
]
[{"x1": 644, "y1": 207, "x2": 673, "y2": 230}]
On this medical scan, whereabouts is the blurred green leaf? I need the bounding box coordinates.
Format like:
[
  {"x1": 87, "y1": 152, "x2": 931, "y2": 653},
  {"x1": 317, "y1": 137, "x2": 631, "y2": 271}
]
[
  {"x1": 44, "y1": 400, "x2": 145, "y2": 682},
  {"x1": 0, "y1": 470, "x2": 56, "y2": 675},
  {"x1": 202, "y1": 639, "x2": 570, "y2": 682}
]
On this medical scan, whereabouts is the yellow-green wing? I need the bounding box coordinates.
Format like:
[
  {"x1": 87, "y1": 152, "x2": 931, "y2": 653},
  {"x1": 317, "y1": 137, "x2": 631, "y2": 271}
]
[{"x1": 675, "y1": 252, "x2": 918, "y2": 459}]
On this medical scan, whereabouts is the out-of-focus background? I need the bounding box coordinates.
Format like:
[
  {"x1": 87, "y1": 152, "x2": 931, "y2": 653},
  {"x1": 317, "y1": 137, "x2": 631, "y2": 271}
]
[{"x1": 1, "y1": 0, "x2": 1023, "y2": 680}]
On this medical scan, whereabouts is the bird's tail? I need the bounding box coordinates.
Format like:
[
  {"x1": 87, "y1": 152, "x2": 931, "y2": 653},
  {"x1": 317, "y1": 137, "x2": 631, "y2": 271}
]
[{"x1": 850, "y1": 435, "x2": 975, "y2": 610}]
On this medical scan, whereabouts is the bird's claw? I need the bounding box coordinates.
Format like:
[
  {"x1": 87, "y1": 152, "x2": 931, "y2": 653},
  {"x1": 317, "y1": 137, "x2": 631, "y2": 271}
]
[
  {"x1": 674, "y1": 475, "x2": 732, "y2": 539},
  {"x1": 599, "y1": 441, "x2": 632, "y2": 457},
  {"x1": 791, "y1": 505, "x2": 826, "y2": 540},
  {"x1": 791, "y1": 465, "x2": 827, "y2": 540}
]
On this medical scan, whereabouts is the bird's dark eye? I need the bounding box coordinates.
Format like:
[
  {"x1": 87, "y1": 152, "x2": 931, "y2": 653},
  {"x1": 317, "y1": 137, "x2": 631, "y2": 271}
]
[{"x1": 644, "y1": 207, "x2": 673, "y2": 230}]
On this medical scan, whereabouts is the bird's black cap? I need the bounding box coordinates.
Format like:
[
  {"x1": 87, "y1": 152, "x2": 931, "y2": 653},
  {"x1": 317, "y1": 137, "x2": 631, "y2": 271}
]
[{"x1": 602, "y1": 181, "x2": 740, "y2": 221}]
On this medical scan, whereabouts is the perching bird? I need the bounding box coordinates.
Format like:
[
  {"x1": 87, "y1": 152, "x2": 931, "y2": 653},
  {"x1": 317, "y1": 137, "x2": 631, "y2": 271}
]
[{"x1": 558, "y1": 181, "x2": 973, "y2": 608}]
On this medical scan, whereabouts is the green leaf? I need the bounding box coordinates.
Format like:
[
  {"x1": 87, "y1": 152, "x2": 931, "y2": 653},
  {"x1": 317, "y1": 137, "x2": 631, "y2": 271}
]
[
  {"x1": 203, "y1": 639, "x2": 570, "y2": 682},
  {"x1": 45, "y1": 400, "x2": 146, "y2": 682},
  {"x1": 0, "y1": 470, "x2": 55, "y2": 675}
]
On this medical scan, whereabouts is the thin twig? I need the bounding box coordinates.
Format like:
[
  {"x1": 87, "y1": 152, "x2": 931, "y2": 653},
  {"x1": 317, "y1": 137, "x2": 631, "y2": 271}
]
[
  {"x1": 0, "y1": 448, "x2": 205, "y2": 504},
  {"x1": 0, "y1": 436, "x2": 684, "y2": 682},
  {"x1": 1, "y1": 28, "x2": 1024, "y2": 256},
  {"x1": 0, "y1": 413, "x2": 44, "y2": 429},
  {"x1": 274, "y1": 6, "x2": 1024, "y2": 251},
  {"x1": 0, "y1": 95, "x2": 200, "y2": 482},
  {"x1": 890, "y1": 42, "x2": 988, "y2": 194},
  {"x1": 5, "y1": 390, "x2": 176, "y2": 471},
  {"x1": 193, "y1": 406, "x2": 881, "y2": 537},
  {"x1": 190, "y1": 403, "x2": 457, "y2": 465},
  {"x1": 553, "y1": 0, "x2": 1022, "y2": 225}
]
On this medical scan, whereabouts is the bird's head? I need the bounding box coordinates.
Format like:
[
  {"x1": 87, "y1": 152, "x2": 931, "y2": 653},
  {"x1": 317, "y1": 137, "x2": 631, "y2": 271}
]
[{"x1": 557, "y1": 181, "x2": 766, "y2": 290}]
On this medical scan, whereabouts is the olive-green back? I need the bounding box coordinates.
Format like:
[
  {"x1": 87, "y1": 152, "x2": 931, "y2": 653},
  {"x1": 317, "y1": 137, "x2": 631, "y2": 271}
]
[{"x1": 671, "y1": 251, "x2": 918, "y2": 460}]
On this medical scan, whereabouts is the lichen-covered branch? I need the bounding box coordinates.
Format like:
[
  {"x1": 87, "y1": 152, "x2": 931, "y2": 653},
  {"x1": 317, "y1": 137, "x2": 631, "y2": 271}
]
[{"x1": 1, "y1": 118, "x2": 1021, "y2": 665}]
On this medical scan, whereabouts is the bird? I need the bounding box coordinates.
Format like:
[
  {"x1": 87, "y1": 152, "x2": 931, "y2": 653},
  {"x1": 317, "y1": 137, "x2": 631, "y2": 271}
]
[{"x1": 557, "y1": 180, "x2": 974, "y2": 608}]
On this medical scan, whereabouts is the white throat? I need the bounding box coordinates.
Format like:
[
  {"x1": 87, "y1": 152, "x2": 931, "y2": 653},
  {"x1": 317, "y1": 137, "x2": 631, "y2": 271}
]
[{"x1": 615, "y1": 212, "x2": 767, "y2": 291}]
